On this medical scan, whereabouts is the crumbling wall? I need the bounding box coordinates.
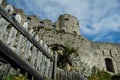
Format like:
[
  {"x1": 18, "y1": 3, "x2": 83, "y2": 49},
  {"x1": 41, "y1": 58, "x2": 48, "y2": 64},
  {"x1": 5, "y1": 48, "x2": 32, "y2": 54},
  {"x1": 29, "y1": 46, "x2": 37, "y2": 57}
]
[
  {"x1": 1, "y1": 0, "x2": 120, "y2": 77},
  {"x1": 91, "y1": 42, "x2": 120, "y2": 74},
  {"x1": 55, "y1": 14, "x2": 80, "y2": 35}
]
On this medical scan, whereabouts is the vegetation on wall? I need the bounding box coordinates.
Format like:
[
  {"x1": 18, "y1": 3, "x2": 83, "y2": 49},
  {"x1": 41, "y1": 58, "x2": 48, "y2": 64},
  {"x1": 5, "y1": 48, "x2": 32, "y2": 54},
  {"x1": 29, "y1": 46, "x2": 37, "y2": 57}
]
[
  {"x1": 51, "y1": 44, "x2": 77, "y2": 69},
  {"x1": 88, "y1": 70, "x2": 112, "y2": 80},
  {"x1": 58, "y1": 46, "x2": 76, "y2": 69}
]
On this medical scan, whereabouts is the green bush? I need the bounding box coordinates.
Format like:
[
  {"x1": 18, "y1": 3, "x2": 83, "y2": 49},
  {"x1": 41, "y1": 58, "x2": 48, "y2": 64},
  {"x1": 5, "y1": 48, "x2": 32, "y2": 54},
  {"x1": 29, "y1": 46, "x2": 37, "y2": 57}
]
[
  {"x1": 64, "y1": 46, "x2": 76, "y2": 56},
  {"x1": 58, "y1": 46, "x2": 77, "y2": 69},
  {"x1": 88, "y1": 71, "x2": 112, "y2": 80}
]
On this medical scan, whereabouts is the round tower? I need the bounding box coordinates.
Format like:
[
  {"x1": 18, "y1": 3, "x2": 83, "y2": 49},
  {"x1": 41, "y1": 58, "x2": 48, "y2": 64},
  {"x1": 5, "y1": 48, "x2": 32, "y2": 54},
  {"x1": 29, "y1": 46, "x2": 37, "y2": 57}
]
[{"x1": 57, "y1": 14, "x2": 80, "y2": 35}]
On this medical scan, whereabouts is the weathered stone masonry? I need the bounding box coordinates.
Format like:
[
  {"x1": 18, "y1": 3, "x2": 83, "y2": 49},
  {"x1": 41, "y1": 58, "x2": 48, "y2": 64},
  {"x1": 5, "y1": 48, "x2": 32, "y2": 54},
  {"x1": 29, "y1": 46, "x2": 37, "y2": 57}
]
[{"x1": 1, "y1": 0, "x2": 120, "y2": 77}]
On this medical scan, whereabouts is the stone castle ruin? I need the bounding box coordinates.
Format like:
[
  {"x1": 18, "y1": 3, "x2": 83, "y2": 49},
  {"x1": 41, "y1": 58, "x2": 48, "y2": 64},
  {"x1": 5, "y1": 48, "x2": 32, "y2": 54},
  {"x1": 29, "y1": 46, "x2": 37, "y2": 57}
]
[{"x1": 0, "y1": 0, "x2": 120, "y2": 77}]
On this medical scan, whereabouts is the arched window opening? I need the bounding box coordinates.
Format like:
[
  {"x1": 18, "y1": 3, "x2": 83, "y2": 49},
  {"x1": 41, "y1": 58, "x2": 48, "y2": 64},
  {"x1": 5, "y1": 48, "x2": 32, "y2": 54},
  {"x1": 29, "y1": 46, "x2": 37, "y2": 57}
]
[
  {"x1": 60, "y1": 27, "x2": 67, "y2": 32},
  {"x1": 7, "y1": 9, "x2": 11, "y2": 12},
  {"x1": 110, "y1": 50, "x2": 112, "y2": 57},
  {"x1": 116, "y1": 48, "x2": 119, "y2": 50},
  {"x1": 36, "y1": 21, "x2": 44, "y2": 31},
  {"x1": 65, "y1": 18, "x2": 69, "y2": 21},
  {"x1": 39, "y1": 21, "x2": 43, "y2": 26},
  {"x1": 102, "y1": 50, "x2": 105, "y2": 55},
  {"x1": 73, "y1": 31, "x2": 77, "y2": 34},
  {"x1": 81, "y1": 38, "x2": 84, "y2": 41},
  {"x1": 105, "y1": 58, "x2": 115, "y2": 73},
  {"x1": 5, "y1": 5, "x2": 13, "y2": 14},
  {"x1": 61, "y1": 29, "x2": 65, "y2": 33},
  {"x1": 52, "y1": 24, "x2": 55, "y2": 29},
  {"x1": 12, "y1": 13, "x2": 16, "y2": 19},
  {"x1": 26, "y1": 17, "x2": 31, "y2": 23}
]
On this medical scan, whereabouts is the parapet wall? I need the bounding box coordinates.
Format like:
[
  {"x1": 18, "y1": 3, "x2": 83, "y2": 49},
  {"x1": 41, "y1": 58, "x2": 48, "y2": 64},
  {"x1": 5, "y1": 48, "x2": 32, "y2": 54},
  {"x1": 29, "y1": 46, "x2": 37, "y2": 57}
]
[{"x1": 1, "y1": 1, "x2": 81, "y2": 35}]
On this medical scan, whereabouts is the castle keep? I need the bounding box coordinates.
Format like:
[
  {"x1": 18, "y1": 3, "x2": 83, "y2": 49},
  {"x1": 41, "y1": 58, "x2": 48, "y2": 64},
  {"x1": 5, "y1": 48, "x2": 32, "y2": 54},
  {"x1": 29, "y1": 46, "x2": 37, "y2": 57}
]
[
  {"x1": 0, "y1": 0, "x2": 120, "y2": 79},
  {"x1": 55, "y1": 14, "x2": 80, "y2": 35},
  {"x1": 38, "y1": 14, "x2": 120, "y2": 76}
]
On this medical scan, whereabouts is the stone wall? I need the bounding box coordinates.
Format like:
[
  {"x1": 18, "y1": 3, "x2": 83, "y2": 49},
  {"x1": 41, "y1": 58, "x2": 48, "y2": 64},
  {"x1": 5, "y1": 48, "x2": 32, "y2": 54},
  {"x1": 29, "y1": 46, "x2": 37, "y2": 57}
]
[
  {"x1": 1, "y1": 0, "x2": 120, "y2": 77},
  {"x1": 55, "y1": 14, "x2": 80, "y2": 35},
  {"x1": 92, "y1": 42, "x2": 120, "y2": 74},
  {"x1": 37, "y1": 29, "x2": 120, "y2": 76}
]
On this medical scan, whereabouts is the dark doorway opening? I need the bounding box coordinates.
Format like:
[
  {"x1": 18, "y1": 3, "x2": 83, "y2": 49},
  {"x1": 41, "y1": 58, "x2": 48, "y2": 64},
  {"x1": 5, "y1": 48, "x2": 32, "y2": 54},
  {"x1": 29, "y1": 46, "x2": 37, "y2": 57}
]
[{"x1": 105, "y1": 58, "x2": 115, "y2": 73}]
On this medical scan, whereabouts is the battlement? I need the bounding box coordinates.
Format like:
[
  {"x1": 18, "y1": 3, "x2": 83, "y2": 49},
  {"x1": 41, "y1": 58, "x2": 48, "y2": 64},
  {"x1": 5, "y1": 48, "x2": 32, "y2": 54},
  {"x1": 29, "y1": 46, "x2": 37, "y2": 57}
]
[{"x1": 0, "y1": 1, "x2": 81, "y2": 35}]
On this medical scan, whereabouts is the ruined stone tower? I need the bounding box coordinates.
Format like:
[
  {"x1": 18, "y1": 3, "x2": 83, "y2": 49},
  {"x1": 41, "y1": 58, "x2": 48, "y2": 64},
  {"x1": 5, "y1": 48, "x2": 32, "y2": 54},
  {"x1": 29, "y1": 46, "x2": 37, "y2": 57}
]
[
  {"x1": 0, "y1": 0, "x2": 120, "y2": 78},
  {"x1": 55, "y1": 14, "x2": 80, "y2": 35}
]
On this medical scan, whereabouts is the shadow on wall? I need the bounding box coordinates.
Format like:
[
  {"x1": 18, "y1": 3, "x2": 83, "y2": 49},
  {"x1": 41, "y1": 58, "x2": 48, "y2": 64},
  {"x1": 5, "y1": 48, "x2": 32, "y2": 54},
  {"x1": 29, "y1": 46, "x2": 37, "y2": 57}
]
[{"x1": 111, "y1": 75, "x2": 120, "y2": 80}]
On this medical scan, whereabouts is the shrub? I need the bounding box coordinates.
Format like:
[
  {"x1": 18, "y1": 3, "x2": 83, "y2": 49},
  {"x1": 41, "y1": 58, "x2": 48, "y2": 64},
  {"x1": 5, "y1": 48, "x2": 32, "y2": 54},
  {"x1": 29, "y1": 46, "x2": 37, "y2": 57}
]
[{"x1": 88, "y1": 71, "x2": 112, "y2": 80}]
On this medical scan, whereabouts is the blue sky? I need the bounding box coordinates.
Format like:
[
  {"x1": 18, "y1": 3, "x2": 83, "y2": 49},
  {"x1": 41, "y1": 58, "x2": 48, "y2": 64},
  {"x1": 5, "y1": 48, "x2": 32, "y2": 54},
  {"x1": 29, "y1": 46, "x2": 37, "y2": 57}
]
[{"x1": 7, "y1": 0, "x2": 120, "y2": 43}]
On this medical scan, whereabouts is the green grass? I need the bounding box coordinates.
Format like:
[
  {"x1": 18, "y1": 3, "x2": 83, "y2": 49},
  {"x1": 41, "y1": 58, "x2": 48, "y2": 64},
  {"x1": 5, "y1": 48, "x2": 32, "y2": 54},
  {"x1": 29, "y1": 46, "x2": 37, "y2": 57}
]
[
  {"x1": 0, "y1": 70, "x2": 28, "y2": 80},
  {"x1": 88, "y1": 71, "x2": 112, "y2": 80},
  {"x1": 4, "y1": 74, "x2": 28, "y2": 80}
]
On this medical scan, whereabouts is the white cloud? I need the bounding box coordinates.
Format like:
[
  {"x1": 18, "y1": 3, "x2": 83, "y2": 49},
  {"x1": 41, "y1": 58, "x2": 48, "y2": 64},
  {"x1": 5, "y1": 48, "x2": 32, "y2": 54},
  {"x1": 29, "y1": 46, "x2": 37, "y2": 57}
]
[{"x1": 7, "y1": 0, "x2": 120, "y2": 43}]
